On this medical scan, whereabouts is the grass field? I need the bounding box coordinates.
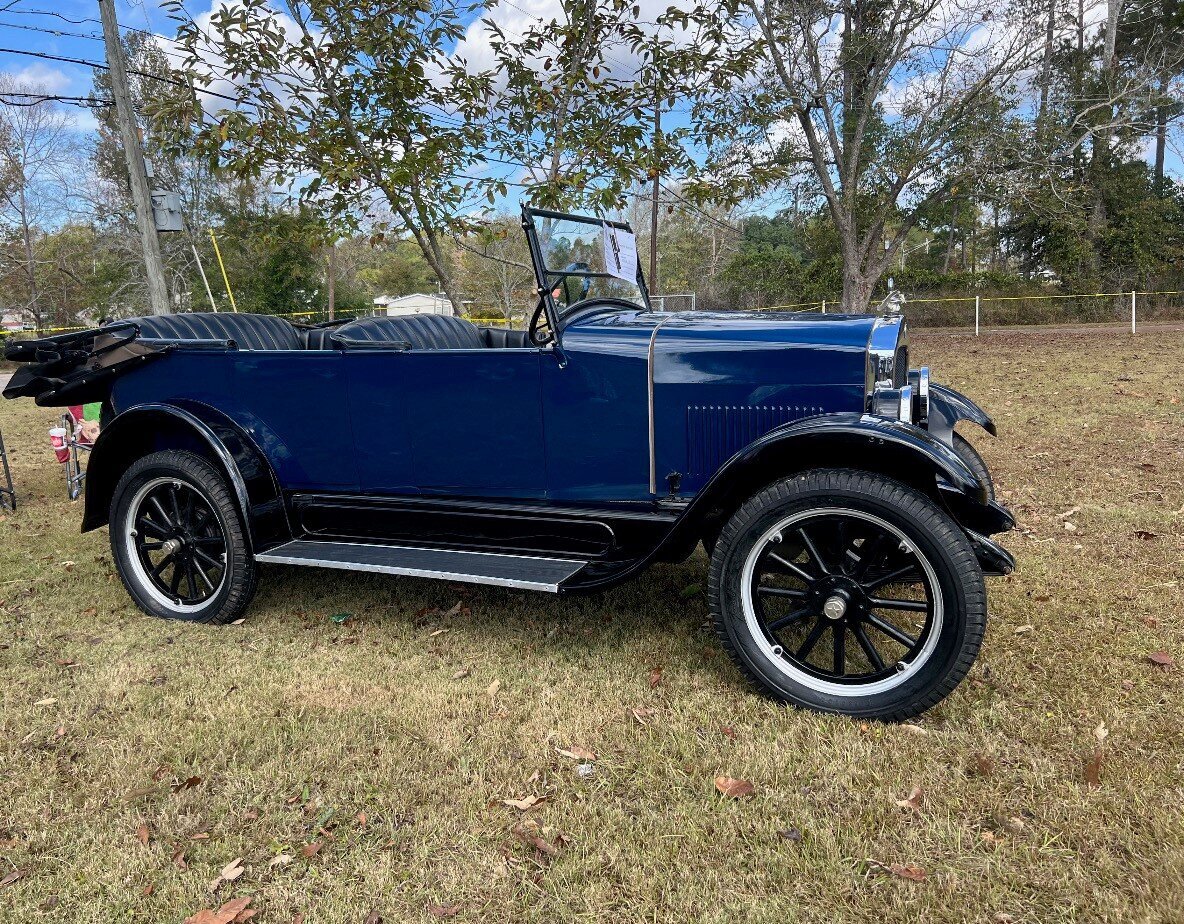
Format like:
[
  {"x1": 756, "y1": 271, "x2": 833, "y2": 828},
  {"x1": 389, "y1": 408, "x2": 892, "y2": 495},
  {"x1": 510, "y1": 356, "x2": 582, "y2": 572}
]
[{"x1": 1, "y1": 330, "x2": 1182, "y2": 923}]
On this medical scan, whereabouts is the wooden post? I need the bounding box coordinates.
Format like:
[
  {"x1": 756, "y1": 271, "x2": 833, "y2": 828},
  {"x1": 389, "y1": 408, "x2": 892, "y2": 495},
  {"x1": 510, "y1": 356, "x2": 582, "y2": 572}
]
[{"x1": 99, "y1": 0, "x2": 169, "y2": 315}]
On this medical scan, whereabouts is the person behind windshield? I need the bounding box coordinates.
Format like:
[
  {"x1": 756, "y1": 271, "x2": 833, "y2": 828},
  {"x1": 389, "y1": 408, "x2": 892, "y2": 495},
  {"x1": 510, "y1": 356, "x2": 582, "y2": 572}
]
[{"x1": 550, "y1": 262, "x2": 592, "y2": 308}]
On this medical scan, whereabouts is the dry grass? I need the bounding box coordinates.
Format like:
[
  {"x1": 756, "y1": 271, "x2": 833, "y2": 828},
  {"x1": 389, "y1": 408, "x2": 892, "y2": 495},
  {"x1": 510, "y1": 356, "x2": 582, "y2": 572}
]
[{"x1": 1, "y1": 330, "x2": 1182, "y2": 923}]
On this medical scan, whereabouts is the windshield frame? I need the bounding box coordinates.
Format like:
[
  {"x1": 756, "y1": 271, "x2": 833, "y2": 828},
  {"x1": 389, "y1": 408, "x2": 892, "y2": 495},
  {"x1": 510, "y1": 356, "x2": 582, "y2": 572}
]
[{"x1": 521, "y1": 206, "x2": 652, "y2": 334}]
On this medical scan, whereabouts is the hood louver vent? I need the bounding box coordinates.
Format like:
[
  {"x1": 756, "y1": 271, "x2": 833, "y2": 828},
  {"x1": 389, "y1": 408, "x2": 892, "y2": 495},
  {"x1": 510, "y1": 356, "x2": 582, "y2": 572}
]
[{"x1": 686, "y1": 405, "x2": 822, "y2": 477}]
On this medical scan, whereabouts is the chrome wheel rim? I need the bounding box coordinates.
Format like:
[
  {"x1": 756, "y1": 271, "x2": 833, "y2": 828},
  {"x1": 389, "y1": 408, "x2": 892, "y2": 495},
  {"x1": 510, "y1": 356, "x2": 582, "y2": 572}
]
[
  {"x1": 122, "y1": 477, "x2": 227, "y2": 612},
  {"x1": 740, "y1": 507, "x2": 943, "y2": 697}
]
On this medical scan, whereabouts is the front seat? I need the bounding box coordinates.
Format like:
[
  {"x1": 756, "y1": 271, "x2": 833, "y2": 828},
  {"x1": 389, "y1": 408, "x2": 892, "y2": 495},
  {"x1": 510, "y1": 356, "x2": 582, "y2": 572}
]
[{"x1": 333, "y1": 314, "x2": 485, "y2": 350}]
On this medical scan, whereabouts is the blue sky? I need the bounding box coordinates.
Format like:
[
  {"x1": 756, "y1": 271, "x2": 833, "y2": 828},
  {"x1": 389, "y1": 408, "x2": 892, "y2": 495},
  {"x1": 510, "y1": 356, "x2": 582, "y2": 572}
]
[{"x1": 0, "y1": 1, "x2": 1177, "y2": 211}]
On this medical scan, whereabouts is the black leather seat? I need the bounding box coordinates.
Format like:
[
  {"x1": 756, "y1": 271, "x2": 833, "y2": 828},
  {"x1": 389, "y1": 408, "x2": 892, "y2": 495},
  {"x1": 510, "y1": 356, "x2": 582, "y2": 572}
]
[
  {"x1": 125, "y1": 312, "x2": 302, "y2": 351},
  {"x1": 333, "y1": 314, "x2": 485, "y2": 351},
  {"x1": 300, "y1": 327, "x2": 338, "y2": 349}
]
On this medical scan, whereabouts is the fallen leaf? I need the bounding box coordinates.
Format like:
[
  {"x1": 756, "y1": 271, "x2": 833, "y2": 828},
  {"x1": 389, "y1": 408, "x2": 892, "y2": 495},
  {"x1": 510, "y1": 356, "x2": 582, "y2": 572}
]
[
  {"x1": 894, "y1": 786, "x2": 924, "y2": 812},
  {"x1": 1147, "y1": 651, "x2": 1175, "y2": 668},
  {"x1": 429, "y1": 629, "x2": 449, "y2": 638},
  {"x1": 721, "y1": 726, "x2": 736, "y2": 740},
  {"x1": 556, "y1": 746, "x2": 596, "y2": 761},
  {"x1": 220, "y1": 858, "x2": 245, "y2": 882},
  {"x1": 1093, "y1": 721, "x2": 1109, "y2": 744},
  {"x1": 189, "y1": 831, "x2": 211, "y2": 840},
  {"x1": 648, "y1": 666, "x2": 663, "y2": 689},
  {"x1": 486, "y1": 678, "x2": 501, "y2": 698},
  {"x1": 363, "y1": 911, "x2": 383, "y2": 924},
  {"x1": 889, "y1": 863, "x2": 927, "y2": 881},
  {"x1": 426, "y1": 905, "x2": 461, "y2": 919},
  {"x1": 1084, "y1": 749, "x2": 1103, "y2": 788},
  {"x1": 0, "y1": 868, "x2": 26, "y2": 888},
  {"x1": 300, "y1": 841, "x2": 322, "y2": 858},
  {"x1": 1013, "y1": 624, "x2": 1034, "y2": 635},
  {"x1": 630, "y1": 706, "x2": 656, "y2": 724},
  {"x1": 779, "y1": 828, "x2": 803, "y2": 842},
  {"x1": 715, "y1": 776, "x2": 755, "y2": 799},
  {"x1": 33, "y1": 698, "x2": 57, "y2": 707},
  {"x1": 355, "y1": 811, "x2": 368, "y2": 827},
  {"x1": 444, "y1": 601, "x2": 464, "y2": 617},
  {"x1": 452, "y1": 668, "x2": 470, "y2": 680},
  {"x1": 679, "y1": 583, "x2": 701, "y2": 599},
  {"x1": 142, "y1": 884, "x2": 155, "y2": 896},
  {"x1": 1133, "y1": 530, "x2": 1158, "y2": 540},
  {"x1": 513, "y1": 821, "x2": 559, "y2": 857},
  {"x1": 502, "y1": 794, "x2": 543, "y2": 811},
  {"x1": 1141, "y1": 616, "x2": 1159, "y2": 628},
  {"x1": 136, "y1": 823, "x2": 150, "y2": 846},
  {"x1": 184, "y1": 897, "x2": 253, "y2": 924},
  {"x1": 269, "y1": 853, "x2": 293, "y2": 869},
  {"x1": 172, "y1": 775, "x2": 203, "y2": 794},
  {"x1": 172, "y1": 849, "x2": 187, "y2": 870},
  {"x1": 900, "y1": 723, "x2": 928, "y2": 736}
]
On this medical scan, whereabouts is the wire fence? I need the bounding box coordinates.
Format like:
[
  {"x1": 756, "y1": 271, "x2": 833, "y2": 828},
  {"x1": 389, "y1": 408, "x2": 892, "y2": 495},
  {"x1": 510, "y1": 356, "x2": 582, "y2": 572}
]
[
  {"x1": 759, "y1": 289, "x2": 1184, "y2": 332},
  {"x1": 5, "y1": 288, "x2": 1184, "y2": 340}
]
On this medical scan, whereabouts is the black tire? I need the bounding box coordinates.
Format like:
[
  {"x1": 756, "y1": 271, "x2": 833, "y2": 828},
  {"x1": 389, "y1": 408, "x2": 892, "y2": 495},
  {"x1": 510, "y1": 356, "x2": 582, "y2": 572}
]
[
  {"x1": 109, "y1": 450, "x2": 257, "y2": 624},
  {"x1": 951, "y1": 432, "x2": 994, "y2": 501},
  {"x1": 707, "y1": 468, "x2": 985, "y2": 721}
]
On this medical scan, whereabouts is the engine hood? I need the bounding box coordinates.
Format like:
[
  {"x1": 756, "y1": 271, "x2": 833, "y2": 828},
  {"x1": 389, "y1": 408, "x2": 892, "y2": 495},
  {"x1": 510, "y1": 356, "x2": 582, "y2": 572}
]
[{"x1": 562, "y1": 308, "x2": 900, "y2": 495}]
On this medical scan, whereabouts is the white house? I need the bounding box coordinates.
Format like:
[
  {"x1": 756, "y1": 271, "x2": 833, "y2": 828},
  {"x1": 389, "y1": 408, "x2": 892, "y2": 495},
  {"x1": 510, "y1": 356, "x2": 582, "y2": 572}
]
[{"x1": 372, "y1": 293, "x2": 453, "y2": 317}]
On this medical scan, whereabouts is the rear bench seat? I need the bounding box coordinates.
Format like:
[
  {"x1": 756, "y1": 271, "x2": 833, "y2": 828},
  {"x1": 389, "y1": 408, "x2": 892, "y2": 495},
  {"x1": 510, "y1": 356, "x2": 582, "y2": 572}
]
[{"x1": 122, "y1": 312, "x2": 528, "y2": 351}]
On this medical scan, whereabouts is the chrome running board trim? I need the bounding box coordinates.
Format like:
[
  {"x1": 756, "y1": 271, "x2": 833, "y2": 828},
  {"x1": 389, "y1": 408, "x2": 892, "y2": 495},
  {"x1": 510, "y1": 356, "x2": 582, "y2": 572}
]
[{"x1": 255, "y1": 539, "x2": 588, "y2": 592}]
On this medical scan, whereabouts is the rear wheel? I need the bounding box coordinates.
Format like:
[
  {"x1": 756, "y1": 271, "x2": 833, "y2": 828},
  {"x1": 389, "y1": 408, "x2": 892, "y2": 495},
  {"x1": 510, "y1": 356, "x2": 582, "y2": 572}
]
[
  {"x1": 110, "y1": 450, "x2": 256, "y2": 624},
  {"x1": 708, "y1": 469, "x2": 985, "y2": 720}
]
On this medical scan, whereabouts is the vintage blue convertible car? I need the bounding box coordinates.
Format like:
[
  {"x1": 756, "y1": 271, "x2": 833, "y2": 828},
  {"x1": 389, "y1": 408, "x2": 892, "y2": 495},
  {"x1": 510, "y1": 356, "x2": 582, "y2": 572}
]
[{"x1": 3, "y1": 207, "x2": 1013, "y2": 719}]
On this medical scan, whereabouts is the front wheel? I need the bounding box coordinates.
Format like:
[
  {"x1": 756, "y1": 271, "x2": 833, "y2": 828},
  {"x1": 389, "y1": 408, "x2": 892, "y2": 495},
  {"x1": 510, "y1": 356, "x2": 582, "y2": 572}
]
[
  {"x1": 708, "y1": 469, "x2": 985, "y2": 721},
  {"x1": 109, "y1": 450, "x2": 257, "y2": 624}
]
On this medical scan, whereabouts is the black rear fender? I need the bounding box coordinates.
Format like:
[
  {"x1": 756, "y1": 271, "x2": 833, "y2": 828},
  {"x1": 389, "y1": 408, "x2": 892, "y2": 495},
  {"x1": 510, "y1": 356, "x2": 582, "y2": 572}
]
[{"x1": 82, "y1": 402, "x2": 290, "y2": 552}]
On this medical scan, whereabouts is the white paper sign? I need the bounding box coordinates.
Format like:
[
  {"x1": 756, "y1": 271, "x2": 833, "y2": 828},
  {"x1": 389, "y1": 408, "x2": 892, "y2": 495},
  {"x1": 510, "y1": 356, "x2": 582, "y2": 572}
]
[{"x1": 602, "y1": 223, "x2": 638, "y2": 283}]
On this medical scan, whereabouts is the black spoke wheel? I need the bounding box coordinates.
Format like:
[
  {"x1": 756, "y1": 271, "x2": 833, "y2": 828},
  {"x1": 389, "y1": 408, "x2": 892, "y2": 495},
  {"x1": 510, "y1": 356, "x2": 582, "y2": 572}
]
[
  {"x1": 110, "y1": 450, "x2": 257, "y2": 624},
  {"x1": 708, "y1": 469, "x2": 986, "y2": 721},
  {"x1": 746, "y1": 510, "x2": 940, "y2": 691},
  {"x1": 127, "y1": 478, "x2": 227, "y2": 607}
]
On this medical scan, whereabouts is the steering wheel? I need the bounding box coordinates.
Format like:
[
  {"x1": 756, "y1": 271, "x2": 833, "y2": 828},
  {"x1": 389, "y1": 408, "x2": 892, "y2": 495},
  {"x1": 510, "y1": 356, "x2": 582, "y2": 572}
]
[{"x1": 528, "y1": 296, "x2": 554, "y2": 346}]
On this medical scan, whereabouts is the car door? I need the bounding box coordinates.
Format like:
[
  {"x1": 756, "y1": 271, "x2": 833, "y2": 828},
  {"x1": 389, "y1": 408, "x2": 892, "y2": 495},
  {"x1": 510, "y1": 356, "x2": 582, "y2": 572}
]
[{"x1": 345, "y1": 344, "x2": 548, "y2": 499}]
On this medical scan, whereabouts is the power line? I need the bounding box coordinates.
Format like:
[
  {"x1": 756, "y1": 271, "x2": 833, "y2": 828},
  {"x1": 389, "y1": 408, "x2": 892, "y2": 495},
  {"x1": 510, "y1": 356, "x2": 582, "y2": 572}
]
[
  {"x1": 0, "y1": 18, "x2": 103, "y2": 41},
  {"x1": 0, "y1": 44, "x2": 242, "y2": 104},
  {"x1": 0, "y1": 91, "x2": 110, "y2": 108}
]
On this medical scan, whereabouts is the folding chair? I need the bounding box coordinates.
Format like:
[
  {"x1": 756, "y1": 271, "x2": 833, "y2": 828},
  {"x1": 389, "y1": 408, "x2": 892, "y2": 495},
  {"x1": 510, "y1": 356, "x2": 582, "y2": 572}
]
[{"x1": 60, "y1": 408, "x2": 94, "y2": 502}]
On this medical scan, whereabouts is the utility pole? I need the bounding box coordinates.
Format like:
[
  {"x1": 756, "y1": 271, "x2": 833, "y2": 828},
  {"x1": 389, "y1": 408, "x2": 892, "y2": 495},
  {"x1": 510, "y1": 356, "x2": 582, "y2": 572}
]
[
  {"x1": 648, "y1": 38, "x2": 661, "y2": 296},
  {"x1": 99, "y1": 0, "x2": 169, "y2": 315}
]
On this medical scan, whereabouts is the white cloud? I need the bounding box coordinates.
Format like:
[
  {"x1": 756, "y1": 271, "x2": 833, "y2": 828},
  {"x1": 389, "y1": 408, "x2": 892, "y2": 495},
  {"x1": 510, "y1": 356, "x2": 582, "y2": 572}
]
[{"x1": 1, "y1": 64, "x2": 75, "y2": 94}]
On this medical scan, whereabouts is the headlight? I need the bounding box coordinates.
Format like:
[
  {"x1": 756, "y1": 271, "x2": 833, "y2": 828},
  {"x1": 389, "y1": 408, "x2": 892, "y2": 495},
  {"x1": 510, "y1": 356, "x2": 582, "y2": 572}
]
[
  {"x1": 871, "y1": 366, "x2": 929, "y2": 424},
  {"x1": 870, "y1": 383, "x2": 913, "y2": 422}
]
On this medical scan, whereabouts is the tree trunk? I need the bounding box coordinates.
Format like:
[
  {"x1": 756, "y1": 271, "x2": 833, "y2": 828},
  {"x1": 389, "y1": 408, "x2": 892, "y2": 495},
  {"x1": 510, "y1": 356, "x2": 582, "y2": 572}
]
[
  {"x1": 1038, "y1": 0, "x2": 1056, "y2": 122},
  {"x1": 326, "y1": 241, "x2": 336, "y2": 321},
  {"x1": 1154, "y1": 73, "x2": 1169, "y2": 196}
]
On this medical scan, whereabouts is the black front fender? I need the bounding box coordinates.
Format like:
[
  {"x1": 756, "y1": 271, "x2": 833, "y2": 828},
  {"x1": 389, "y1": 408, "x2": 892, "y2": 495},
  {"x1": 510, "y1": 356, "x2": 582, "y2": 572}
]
[
  {"x1": 928, "y1": 383, "x2": 996, "y2": 443},
  {"x1": 568, "y1": 413, "x2": 1000, "y2": 592},
  {"x1": 81, "y1": 402, "x2": 290, "y2": 552}
]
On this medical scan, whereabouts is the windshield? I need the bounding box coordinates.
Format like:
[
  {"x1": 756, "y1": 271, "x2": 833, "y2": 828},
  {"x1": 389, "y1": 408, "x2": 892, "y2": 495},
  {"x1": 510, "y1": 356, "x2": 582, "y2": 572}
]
[{"x1": 531, "y1": 212, "x2": 649, "y2": 314}]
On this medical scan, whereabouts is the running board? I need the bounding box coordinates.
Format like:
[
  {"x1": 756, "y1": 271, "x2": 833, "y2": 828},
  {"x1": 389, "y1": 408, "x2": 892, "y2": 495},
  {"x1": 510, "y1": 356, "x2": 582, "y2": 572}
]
[{"x1": 254, "y1": 540, "x2": 588, "y2": 592}]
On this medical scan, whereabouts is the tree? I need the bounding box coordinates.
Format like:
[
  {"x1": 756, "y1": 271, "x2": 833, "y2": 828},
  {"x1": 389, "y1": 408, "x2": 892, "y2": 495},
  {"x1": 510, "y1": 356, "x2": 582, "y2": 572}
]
[
  {"x1": 685, "y1": 0, "x2": 1042, "y2": 311},
  {"x1": 159, "y1": 0, "x2": 497, "y2": 314},
  {"x1": 0, "y1": 78, "x2": 80, "y2": 328}
]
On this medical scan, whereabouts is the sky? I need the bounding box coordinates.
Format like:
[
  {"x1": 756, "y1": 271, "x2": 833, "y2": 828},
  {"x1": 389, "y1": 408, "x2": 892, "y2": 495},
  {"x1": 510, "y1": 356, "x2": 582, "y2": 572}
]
[{"x1": 0, "y1": 0, "x2": 1178, "y2": 212}]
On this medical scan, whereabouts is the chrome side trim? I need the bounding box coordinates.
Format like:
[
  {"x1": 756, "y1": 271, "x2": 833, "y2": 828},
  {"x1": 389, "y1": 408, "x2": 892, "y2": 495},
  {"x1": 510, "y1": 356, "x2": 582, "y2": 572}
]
[{"x1": 647, "y1": 314, "x2": 676, "y2": 495}]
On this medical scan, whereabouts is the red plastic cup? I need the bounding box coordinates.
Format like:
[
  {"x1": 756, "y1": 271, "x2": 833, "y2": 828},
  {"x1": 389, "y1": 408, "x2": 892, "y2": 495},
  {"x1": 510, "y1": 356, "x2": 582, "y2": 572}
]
[{"x1": 49, "y1": 427, "x2": 69, "y2": 464}]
